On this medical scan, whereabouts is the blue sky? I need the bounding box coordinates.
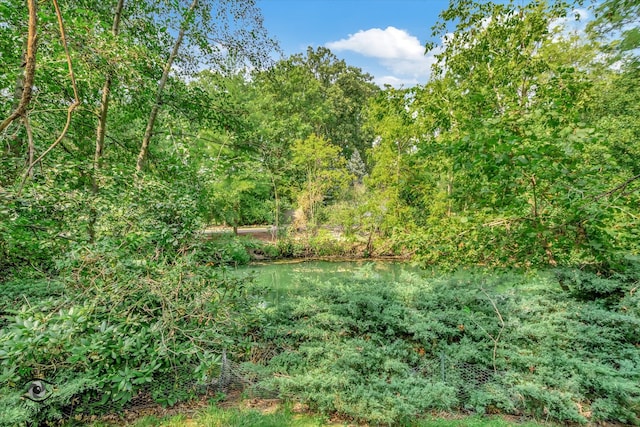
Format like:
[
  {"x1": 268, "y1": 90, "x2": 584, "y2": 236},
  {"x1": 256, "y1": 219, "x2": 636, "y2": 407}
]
[
  {"x1": 256, "y1": 1, "x2": 591, "y2": 87},
  {"x1": 256, "y1": 0, "x2": 452, "y2": 87}
]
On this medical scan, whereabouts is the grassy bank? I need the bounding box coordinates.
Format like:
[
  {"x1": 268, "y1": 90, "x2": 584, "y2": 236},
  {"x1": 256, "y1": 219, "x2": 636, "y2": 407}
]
[{"x1": 244, "y1": 266, "x2": 640, "y2": 425}]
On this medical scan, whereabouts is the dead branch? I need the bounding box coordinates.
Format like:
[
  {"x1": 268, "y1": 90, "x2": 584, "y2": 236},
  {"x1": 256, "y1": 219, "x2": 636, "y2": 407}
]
[{"x1": 480, "y1": 288, "x2": 505, "y2": 373}]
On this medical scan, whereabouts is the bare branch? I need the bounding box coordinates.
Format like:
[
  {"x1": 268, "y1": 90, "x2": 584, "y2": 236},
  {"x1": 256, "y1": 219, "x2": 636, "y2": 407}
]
[
  {"x1": 480, "y1": 288, "x2": 505, "y2": 373},
  {"x1": 136, "y1": 0, "x2": 199, "y2": 173}
]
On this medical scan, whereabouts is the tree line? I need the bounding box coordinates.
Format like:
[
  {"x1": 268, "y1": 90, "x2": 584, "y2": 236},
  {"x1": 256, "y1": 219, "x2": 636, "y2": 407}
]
[{"x1": 1, "y1": 0, "x2": 639, "y2": 274}]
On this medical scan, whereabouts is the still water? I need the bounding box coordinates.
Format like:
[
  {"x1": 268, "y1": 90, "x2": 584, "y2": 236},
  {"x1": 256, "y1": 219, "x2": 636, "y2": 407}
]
[{"x1": 233, "y1": 260, "x2": 423, "y2": 305}]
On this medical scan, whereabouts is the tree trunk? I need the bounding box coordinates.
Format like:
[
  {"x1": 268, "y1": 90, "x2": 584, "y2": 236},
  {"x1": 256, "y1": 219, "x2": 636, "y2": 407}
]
[
  {"x1": 89, "y1": 0, "x2": 125, "y2": 242},
  {"x1": 12, "y1": 50, "x2": 26, "y2": 111},
  {"x1": 136, "y1": 0, "x2": 198, "y2": 173},
  {"x1": 272, "y1": 174, "x2": 279, "y2": 242},
  {"x1": 21, "y1": 0, "x2": 80, "y2": 189},
  {"x1": 24, "y1": 115, "x2": 34, "y2": 177},
  {"x1": 530, "y1": 174, "x2": 557, "y2": 266},
  {"x1": 0, "y1": 0, "x2": 37, "y2": 133},
  {"x1": 95, "y1": 0, "x2": 124, "y2": 168}
]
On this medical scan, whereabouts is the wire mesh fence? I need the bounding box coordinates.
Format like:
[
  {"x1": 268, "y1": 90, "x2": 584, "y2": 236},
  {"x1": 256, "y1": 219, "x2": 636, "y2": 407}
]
[
  {"x1": 14, "y1": 350, "x2": 278, "y2": 424},
  {"x1": 410, "y1": 353, "x2": 505, "y2": 404},
  {"x1": 16, "y1": 349, "x2": 505, "y2": 424}
]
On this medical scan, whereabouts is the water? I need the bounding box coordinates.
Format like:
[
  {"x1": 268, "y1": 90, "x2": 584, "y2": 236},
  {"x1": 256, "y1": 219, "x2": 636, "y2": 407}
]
[{"x1": 233, "y1": 260, "x2": 423, "y2": 306}]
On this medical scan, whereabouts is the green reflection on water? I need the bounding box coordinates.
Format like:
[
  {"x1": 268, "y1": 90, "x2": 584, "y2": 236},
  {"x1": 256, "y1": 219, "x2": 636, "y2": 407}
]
[{"x1": 233, "y1": 260, "x2": 422, "y2": 306}]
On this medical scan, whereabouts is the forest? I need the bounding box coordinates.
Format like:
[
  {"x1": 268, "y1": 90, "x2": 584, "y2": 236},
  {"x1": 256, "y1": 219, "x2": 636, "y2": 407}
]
[{"x1": 1, "y1": 0, "x2": 639, "y2": 425}]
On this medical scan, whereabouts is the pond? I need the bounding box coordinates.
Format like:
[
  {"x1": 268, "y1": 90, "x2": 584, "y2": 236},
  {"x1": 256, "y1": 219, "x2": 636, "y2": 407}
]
[{"x1": 232, "y1": 260, "x2": 424, "y2": 306}]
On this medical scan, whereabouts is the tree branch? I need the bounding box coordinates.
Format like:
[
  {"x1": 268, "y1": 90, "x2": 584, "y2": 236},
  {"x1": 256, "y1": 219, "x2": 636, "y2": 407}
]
[
  {"x1": 480, "y1": 288, "x2": 505, "y2": 373},
  {"x1": 0, "y1": 0, "x2": 37, "y2": 133},
  {"x1": 136, "y1": 0, "x2": 198, "y2": 173},
  {"x1": 595, "y1": 173, "x2": 640, "y2": 200},
  {"x1": 24, "y1": 114, "x2": 35, "y2": 178},
  {"x1": 20, "y1": 0, "x2": 81, "y2": 192}
]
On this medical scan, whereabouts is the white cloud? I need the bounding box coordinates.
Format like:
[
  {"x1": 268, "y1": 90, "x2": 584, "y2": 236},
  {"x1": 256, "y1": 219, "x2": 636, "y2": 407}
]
[
  {"x1": 326, "y1": 26, "x2": 435, "y2": 86},
  {"x1": 550, "y1": 8, "x2": 590, "y2": 37},
  {"x1": 327, "y1": 26, "x2": 425, "y2": 60}
]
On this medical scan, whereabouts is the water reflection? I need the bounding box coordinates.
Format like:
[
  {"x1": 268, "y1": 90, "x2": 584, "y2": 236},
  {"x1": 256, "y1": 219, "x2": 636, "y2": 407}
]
[{"x1": 233, "y1": 260, "x2": 422, "y2": 307}]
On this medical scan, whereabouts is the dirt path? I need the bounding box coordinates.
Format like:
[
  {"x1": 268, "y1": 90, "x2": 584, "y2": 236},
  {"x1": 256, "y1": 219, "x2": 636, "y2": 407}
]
[{"x1": 202, "y1": 226, "x2": 276, "y2": 242}]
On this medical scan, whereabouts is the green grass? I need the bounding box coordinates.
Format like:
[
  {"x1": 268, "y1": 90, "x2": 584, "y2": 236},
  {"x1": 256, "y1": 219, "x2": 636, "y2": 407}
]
[
  {"x1": 113, "y1": 404, "x2": 327, "y2": 427},
  {"x1": 94, "y1": 405, "x2": 555, "y2": 427}
]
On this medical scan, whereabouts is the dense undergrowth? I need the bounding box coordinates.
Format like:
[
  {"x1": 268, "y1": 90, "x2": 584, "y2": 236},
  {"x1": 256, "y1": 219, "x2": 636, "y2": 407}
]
[
  {"x1": 247, "y1": 265, "x2": 640, "y2": 425},
  {"x1": 2, "y1": 255, "x2": 640, "y2": 425},
  {"x1": 2, "y1": 0, "x2": 639, "y2": 425},
  {"x1": 0, "y1": 242, "x2": 264, "y2": 426},
  {"x1": 2, "y1": 193, "x2": 640, "y2": 427}
]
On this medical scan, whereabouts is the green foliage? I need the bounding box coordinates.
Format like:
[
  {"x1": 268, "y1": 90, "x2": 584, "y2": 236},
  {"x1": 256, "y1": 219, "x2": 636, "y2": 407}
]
[
  {"x1": 120, "y1": 404, "x2": 328, "y2": 427},
  {"x1": 208, "y1": 168, "x2": 274, "y2": 228},
  {"x1": 195, "y1": 235, "x2": 255, "y2": 266},
  {"x1": 251, "y1": 46, "x2": 379, "y2": 158},
  {"x1": 305, "y1": 229, "x2": 352, "y2": 257},
  {"x1": 346, "y1": 148, "x2": 367, "y2": 182},
  {"x1": 291, "y1": 134, "x2": 352, "y2": 226},
  {"x1": 0, "y1": 240, "x2": 262, "y2": 425},
  {"x1": 588, "y1": 0, "x2": 640, "y2": 61},
  {"x1": 274, "y1": 236, "x2": 309, "y2": 259},
  {"x1": 249, "y1": 268, "x2": 640, "y2": 425},
  {"x1": 0, "y1": 182, "x2": 88, "y2": 276},
  {"x1": 2, "y1": 0, "x2": 640, "y2": 424},
  {"x1": 351, "y1": 0, "x2": 640, "y2": 269},
  {"x1": 0, "y1": 276, "x2": 64, "y2": 322},
  {"x1": 194, "y1": 404, "x2": 328, "y2": 427}
]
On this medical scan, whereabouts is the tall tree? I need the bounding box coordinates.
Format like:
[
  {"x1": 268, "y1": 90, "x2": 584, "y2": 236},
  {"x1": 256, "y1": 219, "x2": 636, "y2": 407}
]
[
  {"x1": 136, "y1": 0, "x2": 198, "y2": 173},
  {"x1": 135, "y1": 0, "x2": 275, "y2": 172},
  {"x1": 89, "y1": 0, "x2": 125, "y2": 242},
  {"x1": 252, "y1": 47, "x2": 379, "y2": 160},
  {"x1": 404, "y1": 0, "x2": 611, "y2": 266},
  {"x1": 291, "y1": 134, "x2": 351, "y2": 225},
  {"x1": 364, "y1": 87, "x2": 421, "y2": 231}
]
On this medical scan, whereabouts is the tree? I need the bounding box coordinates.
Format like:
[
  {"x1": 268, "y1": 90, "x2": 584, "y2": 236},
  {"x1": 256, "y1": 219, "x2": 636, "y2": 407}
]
[
  {"x1": 347, "y1": 148, "x2": 367, "y2": 183},
  {"x1": 135, "y1": 0, "x2": 275, "y2": 172},
  {"x1": 252, "y1": 47, "x2": 378, "y2": 157},
  {"x1": 0, "y1": 0, "x2": 37, "y2": 135},
  {"x1": 291, "y1": 134, "x2": 352, "y2": 226},
  {"x1": 364, "y1": 87, "x2": 422, "y2": 232},
  {"x1": 588, "y1": 0, "x2": 640, "y2": 61}
]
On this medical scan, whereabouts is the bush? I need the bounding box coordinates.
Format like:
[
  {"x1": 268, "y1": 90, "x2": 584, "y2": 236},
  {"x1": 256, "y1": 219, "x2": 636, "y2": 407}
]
[
  {"x1": 194, "y1": 235, "x2": 252, "y2": 265},
  {"x1": 249, "y1": 268, "x2": 640, "y2": 425},
  {"x1": 0, "y1": 242, "x2": 263, "y2": 425}
]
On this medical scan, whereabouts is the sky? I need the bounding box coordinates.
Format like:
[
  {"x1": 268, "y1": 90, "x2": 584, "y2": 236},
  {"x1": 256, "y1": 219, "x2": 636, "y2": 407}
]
[
  {"x1": 256, "y1": 0, "x2": 591, "y2": 88},
  {"x1": 256, "y1": 0, "x2": 453, "y2": 87}
]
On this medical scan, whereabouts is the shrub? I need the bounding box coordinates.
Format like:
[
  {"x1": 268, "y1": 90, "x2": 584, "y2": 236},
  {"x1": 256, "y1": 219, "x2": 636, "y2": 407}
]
[
  {"x1": 193, "y1": 235, "x2": 252, "y2": 265},
  {"x1": 249, "y1": 268, "x2": 640, "y2": 425},
  {"x1": 0, "y1": 243, "x2": 262, "y2": 425}
]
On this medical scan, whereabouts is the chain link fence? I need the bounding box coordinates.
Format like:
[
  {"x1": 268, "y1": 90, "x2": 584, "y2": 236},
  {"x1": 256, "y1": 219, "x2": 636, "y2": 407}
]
[{"x1": 17, "y1": 349, "x2": 505, "y2": 424}]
